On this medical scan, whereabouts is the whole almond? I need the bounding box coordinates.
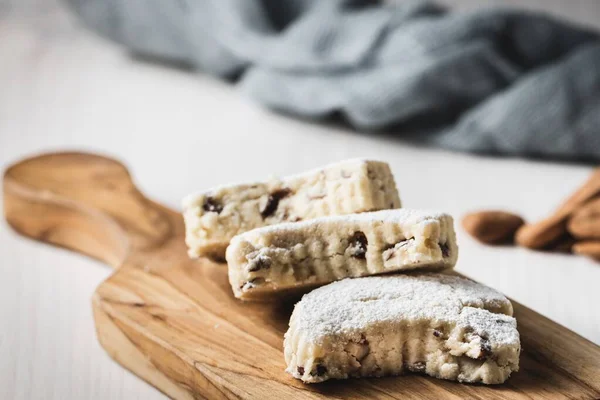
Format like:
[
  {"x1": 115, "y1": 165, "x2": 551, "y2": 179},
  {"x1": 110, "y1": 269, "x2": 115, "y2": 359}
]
[
  {"x1": 567, "y1": 197, "x2": 600, "y2": 240},
  {"x1": 515, "y1": 218, "x2": 567, "y2": 249},
  {"x1": 572, "y1": 241, "x2": 600, "y2": 261},
  {"x1": 515, "y1": 168, "x2": 600, "y2": 249},
  {"x1": 462, "y1": 211, "x2": 525, "y2": 244}
]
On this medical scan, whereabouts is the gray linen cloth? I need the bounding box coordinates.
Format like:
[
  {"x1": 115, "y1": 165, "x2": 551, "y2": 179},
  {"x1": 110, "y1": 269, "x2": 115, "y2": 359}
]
[{"x1": 66, "y1": 0, "x2": 600, "y2": 161}]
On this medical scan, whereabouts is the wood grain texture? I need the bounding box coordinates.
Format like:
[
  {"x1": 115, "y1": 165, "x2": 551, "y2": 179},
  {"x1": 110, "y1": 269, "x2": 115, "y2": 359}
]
[{"x1": 3, "y1": 152, "x2": 600, "y2": 400}]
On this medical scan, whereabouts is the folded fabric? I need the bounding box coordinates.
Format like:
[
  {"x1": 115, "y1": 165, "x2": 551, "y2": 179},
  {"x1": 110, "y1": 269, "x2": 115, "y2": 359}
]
[{"x1": 65, "y1": 0, "x2": 600, "y2": 161}]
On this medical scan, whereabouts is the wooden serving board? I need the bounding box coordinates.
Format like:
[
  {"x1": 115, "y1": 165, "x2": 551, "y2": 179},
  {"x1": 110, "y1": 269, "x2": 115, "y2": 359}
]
[{"x1": 4, "y1": 152, "x2": 600, "y2": 400}]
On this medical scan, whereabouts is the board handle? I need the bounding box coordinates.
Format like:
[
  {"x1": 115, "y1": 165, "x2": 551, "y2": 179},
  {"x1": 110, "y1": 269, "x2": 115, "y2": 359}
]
[{"x1": 3, "y1": 152, "x2": 172, "y2": 268}]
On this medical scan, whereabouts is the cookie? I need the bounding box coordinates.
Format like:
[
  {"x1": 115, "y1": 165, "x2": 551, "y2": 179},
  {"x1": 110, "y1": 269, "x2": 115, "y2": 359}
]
[
  {"x1": 284, "y1": 273, "x2": 520, "y2": 385},
  {"x1": 226, "y1": 210, "x2": 457, "y2": 300},
  {"x1": 183, "y1": 159, "x2": 400, "y2": 259}
]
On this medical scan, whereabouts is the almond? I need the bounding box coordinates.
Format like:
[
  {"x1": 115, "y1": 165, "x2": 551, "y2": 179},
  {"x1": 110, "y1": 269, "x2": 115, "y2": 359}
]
[
  {"x1": 462, "y1": 211, "x2": 524, "y2": 244},
  {"x1": 515, "y1": 168, "x2": 600, "y2": 249},
  {"x1": 515, "y1": 218, "x2": 567, "y2": 250},
  {"x1": 567, "y1": 197, "x2": 600, "y2": 240},
  {"x1": 572, "y1": 241, "x2": 600, "y2": 261}
]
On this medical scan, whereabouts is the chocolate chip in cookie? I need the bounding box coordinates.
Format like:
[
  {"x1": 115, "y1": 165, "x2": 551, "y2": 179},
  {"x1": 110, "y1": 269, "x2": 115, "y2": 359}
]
[
  {"x1": 312, "y1": 364, "x2": 327, "y2": 377},
  {"x1": 440, "y1": 242, "x2": 450, "y2": 257},
  {"x1": 247, "y1": 256, "x2": 271, "y2": 272},
  {"x1": 261, "y1": 188, "x2": 292, "y2": 218},
  {"x1": 477, "y1": 335, "x2": 493, "y2": 360},
  {"x1": 202, "y1": 197, "x2": 223, "y2": 213},
  {"x1": 348, "y1": 231, "x2": 368, "y2": 259}
]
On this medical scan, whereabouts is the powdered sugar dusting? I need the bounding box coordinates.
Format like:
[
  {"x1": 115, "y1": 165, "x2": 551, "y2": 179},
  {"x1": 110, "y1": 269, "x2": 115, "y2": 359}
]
[
  {"x1": 459, "y1": 307, "x2": 517, "y2": 345},
  {"x1": 182, "y1": 158, "x2": 375, "y2": 209},
  {"x1": 237, "y1": 209, "x2": 450, "y2": 237},
  {"x1": 292, "y1": 273, "x2": 517, "y2": 344}
]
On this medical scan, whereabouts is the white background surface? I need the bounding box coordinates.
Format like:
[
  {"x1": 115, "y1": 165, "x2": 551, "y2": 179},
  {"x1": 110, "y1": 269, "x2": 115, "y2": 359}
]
[{"x1": 1, "y1": 2, "x2": 599, "y2": 399}]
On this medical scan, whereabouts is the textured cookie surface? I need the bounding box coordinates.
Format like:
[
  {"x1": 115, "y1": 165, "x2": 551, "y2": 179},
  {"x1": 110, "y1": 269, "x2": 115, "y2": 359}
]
[
  {"x1": 227, "y1": 209, "x2": 457, "y2": 300},
  {"x1": 284, "y1": 273, "x2": 520, "y2": 384},
  {"x1": 183, "y1": 159, "x2": 400, "y2": 259}
]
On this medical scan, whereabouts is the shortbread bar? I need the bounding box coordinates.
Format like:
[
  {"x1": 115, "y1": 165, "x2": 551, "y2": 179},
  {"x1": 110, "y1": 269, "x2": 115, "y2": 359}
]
[
  {"x1": 183, "y1": 159, "x2": 400, "y2": 259},
  {"x1": 226, "y1": 209, "x2": 457, "y2": 300},
  {"x1": 284, "y1": 273, "x2": 520, "y2": 385}
]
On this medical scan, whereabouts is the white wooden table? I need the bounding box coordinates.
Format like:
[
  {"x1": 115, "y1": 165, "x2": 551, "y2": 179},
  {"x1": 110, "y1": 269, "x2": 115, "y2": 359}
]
[{"x1": 1, "y1": 2, "x2": 599, "y2": 399}]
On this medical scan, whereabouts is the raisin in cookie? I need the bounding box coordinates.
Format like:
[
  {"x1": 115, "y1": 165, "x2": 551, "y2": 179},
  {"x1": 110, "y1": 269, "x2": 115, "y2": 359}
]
[
  {"x1": 284, "y1": 273, "x2": 520, "y2": 384},
  {"x1": 227, "y1": 209, "x2": 457, "y2": 300},
  {"x1": 183, "y1": 159, "x2": 400, "y2": 259}
]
